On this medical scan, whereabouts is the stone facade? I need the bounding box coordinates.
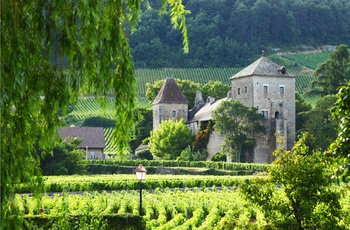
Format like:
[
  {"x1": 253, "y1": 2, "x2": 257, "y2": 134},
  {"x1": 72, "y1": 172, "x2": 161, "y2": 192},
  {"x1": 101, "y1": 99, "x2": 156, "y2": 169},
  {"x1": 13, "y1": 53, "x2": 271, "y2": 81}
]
[{"x1": 230, "y1": 57, "x2": 296, "y2": 162}]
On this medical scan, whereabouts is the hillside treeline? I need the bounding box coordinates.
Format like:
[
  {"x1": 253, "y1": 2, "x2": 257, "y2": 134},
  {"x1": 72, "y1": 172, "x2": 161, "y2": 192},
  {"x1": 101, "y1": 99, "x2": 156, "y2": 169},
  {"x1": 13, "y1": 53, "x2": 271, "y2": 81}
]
[{"x1": 130, "y1": 0, "x2": 350, "y2": 68}]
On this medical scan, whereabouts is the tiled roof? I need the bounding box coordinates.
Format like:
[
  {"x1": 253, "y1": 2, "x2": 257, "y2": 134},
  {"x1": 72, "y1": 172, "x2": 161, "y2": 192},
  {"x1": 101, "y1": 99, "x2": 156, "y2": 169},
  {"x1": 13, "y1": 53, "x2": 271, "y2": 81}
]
[
  {"x1": 189, "y1": 98, "x2": 228, "y2": 123},
  {"x1": 230, "y1": 56, "x2": 294, "y2": 79},
  {"x1": 152, "y1": 78, "x2": 189, "y2": 105},
  {"x1": 58, "y1": 127, "x2": 105, "y2": 149}
]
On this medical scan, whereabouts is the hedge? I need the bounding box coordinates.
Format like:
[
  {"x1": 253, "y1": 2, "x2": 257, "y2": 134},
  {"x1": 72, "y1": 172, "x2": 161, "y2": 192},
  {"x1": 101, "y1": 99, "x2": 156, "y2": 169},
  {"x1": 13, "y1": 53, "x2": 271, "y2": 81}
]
[{"x1": 22, "y1": 214, "x2": 145, "y2": 230}]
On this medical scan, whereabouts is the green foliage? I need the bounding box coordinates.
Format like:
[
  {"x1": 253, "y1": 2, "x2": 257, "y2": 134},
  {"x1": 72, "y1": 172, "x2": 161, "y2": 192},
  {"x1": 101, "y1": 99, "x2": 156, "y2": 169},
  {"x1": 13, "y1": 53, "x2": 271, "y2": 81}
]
[
  {"x1": 87, "y1": 159, "x2": 269, "y2": 172},
  {"x1": 211, "y1": 153, "x2": 227, "y2": 162},
  {"x1": 82, "y1": 116, "x2": 116, "y2": 128},
  {"x1": 148, "y1": 119, "x2": 194, "y2": 159},
  {"x1": 16, "y1": 175, "x2": 255, "y2": 193},
  {"x1": 295, "y1": 92, "x2": 313, "y2": 135},
  {"x1": 177, "y1": 146, "x2": 208, "y2": 161},
  {"x1": 311, "y1": 44, "x2": 350, "y2": 95},
  {"x1": 329, "y1": 81, "x2": 350, "y2": 182},
  {"x1": 1, "y1": 0, "x2": 188, "y2": 227},
  {"x1": 131, "y1": 0, "x2": 350, "y2": 68},
  {"x1": 136, "y1": 150, "x2": 154, "y2": 160},
  {"x1": 129, "y1": 106, "x2": 153, "y2": 152},
  {"x1": 40, "y1": 139, "x2": 86, "y2": 175},
  {"x1": 241, "y1": 133, "x2": 345, "y2": 229},
  {"x1": 201, "y1": 80, "x2": 231, "y2": 100},
  {"x1": 17, "y1": 186, "x2": 350, "y2": 229},
  {"x1": 192, "y1": 121, "x2": 213, "y2": 152},
  {"x1": 282, "y1": 51, "x2": 331, "y2": 69},
  {"x1": 212, "y1": 100, "x2": 266, "y2": 162},
  {"x1": 303, "y1": 95, "x2": 338, "y2": 150}
]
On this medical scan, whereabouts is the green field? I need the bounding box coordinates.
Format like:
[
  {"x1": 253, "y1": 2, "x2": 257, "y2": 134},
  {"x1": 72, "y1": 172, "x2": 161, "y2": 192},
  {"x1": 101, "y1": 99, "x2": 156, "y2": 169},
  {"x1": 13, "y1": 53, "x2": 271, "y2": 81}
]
[{"x1": 282, "y1": 52, "x2": 330, "y2": 69}]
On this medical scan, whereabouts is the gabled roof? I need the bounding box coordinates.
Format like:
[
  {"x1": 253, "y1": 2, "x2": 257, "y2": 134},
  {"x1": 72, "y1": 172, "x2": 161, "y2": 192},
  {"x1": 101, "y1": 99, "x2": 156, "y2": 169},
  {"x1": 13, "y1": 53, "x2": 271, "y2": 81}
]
[
  {"x1": 152, "y1": 78, "x2": 189, "y2": 105},
  {"x1": 188, "y1": 98, "x2": 228, "y2": 123},
  {"x1": 230, "y1": 56, "x2": 294, "y2": 79},
  {"x1": 58, "y1": 127, "x2": 105, "y2": 149}
]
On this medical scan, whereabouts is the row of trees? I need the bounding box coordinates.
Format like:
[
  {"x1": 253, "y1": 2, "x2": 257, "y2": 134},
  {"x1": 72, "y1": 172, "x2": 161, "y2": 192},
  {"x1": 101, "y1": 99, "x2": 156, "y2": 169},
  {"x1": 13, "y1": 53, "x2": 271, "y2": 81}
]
[{"x1": 131, "y1": 0, "x2": 350, "y2": 68}]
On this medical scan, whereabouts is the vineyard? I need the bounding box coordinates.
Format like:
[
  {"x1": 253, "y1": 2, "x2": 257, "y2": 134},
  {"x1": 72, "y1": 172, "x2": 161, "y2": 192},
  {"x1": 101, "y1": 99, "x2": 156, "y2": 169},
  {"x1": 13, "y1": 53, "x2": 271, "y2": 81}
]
[
  {"x1": 70, "y1": 98, "x2": 150, "y2": 120},
  {"x1": 71, "y1": 69, "x2": 314, "y2": 120},
  {"x1": 281, "y1": 52, "x2": 330, "y2": 69},
  {"x1": 135, "y1": 68, "x2": 314, "y2": 96},
  {"x1": 17, "y1": 183, "x2": 350, "y2": 229},
  {"x1": 135, "y1": 68, "x2": 239, "y2": 97},
  {"x1": 104, "y1": 128, "x2": 118, "y2": 154}
]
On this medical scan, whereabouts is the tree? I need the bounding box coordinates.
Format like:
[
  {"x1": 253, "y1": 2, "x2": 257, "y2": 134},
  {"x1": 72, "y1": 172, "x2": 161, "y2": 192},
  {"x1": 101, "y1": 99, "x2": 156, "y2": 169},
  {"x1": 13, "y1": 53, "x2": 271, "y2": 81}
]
[
  {"x1": 40, "y1": 138, "x2": 86, "y2": 175},
  {"x1": 329, "y1": 80, "x2": 350, "y2": 182},
  {"x1": 303, "y1": 95, "x2": 338, "y2": 151},
  {"x1": 129, "y1": 106, "x2": 153, "y2": 153},
  {"x1": 201, "y1": 80, "x2": 231, "y2": 100},
  {"x1": 310, "y1": 44, "x2": 350, "y2": 95},
  {"x1": 241, "y1": 133, "x2": 344, "y2": 229},
  {"x1": 212, "y1": 100, "x2": 266, "y2": 162},
  {"x1": 295, "y1": 92, "x2": 312, "y2": 136},
  {"x1": 148, "y1": 119, "x2": 193, "y2": 160},
  {"x1": 1, "y1": 1, "x2": 188, "y2": 227}
]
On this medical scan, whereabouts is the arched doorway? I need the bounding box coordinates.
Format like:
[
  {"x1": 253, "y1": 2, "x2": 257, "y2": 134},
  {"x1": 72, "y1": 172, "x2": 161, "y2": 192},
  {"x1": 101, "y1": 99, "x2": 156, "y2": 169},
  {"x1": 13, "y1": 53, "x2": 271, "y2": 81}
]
[{"x1": 275, "y1": 111, "x2": 280, "y2": 119}]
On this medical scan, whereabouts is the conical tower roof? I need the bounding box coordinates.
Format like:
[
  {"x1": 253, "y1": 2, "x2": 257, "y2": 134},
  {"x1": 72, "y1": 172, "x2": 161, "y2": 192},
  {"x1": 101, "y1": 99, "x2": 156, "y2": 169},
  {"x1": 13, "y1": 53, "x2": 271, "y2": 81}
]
[
  {"x1": 230, "y1": 56, "x2": 294, "y2": 79},
  {"x1": 152, "y1": 78, "x2": 189, "y2": 105}
]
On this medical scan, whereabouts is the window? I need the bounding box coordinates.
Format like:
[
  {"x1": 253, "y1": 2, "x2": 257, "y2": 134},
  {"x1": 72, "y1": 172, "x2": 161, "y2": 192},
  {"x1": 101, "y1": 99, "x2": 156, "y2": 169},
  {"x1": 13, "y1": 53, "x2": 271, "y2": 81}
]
[
  {"x1": 280, "y1": 86, "x2": 285, "y2": 94},
  {"x1": 238, "y1": 88, "x2": 241, "y2": 95},
  {"x1": 261, "y1": 111, "x2": 268, "y2": 119},
  {"x1": 244, "y1": 86, "x2": 247, "y2": 93},
  {"x1": 90, "y1": 151, "x2": 97, "y2": 159},
  {"x1": 263, "y1": 85, "x2": 269, "y2": 93},
  {"x1": 172, "y1": 109, "x2": 177, "y2": 118}
]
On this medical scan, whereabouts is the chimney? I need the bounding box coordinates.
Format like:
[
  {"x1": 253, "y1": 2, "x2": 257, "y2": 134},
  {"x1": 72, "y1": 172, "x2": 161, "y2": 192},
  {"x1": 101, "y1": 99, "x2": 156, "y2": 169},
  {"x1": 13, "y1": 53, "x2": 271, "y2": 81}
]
[{"x1": 195, "y1": 90, "x2": 204, "y2": 106}]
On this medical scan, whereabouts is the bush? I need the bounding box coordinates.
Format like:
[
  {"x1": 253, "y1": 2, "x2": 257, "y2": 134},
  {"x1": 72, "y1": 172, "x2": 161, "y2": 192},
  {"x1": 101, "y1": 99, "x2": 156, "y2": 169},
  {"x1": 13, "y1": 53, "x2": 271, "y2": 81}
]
[
  {"x1": 178, "y1": 146, "x2": 207, "y2": 161},
  {"x1": 136, "y1": 150, "x2": 153, "y2": 160},
  {"x1": 212, "y1": 153, "x2": 227, "y2": 162}
]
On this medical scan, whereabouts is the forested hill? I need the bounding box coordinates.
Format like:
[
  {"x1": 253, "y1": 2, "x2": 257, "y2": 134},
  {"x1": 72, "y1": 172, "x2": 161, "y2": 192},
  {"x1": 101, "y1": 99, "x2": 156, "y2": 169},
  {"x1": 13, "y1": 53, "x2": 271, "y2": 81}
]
[{"x1": 130, "y1": 0, "x2": 350, "y2": 68}]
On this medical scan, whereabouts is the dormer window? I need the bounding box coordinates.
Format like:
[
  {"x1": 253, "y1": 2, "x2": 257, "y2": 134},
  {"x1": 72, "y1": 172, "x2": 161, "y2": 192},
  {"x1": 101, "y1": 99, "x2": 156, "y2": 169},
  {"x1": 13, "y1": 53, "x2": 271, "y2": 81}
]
[{"x1": 278, "y1": 66, "x2": 286, "y2": 74}]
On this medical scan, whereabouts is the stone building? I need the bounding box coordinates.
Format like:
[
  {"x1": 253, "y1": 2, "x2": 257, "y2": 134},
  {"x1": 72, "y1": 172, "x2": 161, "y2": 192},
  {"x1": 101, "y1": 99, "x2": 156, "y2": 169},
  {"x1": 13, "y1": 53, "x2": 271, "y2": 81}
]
[
  {"x1": 152, "y1": 78, "x2": 189, "y2": 130},
  {"x1": 152, "y1": 56, "x2": 296, "y2": 163}
]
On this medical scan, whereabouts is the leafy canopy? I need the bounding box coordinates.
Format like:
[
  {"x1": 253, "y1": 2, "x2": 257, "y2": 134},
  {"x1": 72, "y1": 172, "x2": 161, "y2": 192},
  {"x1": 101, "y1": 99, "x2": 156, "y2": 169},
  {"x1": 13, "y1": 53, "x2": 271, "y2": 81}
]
[
  {"x1": 310, "y1": 44, "x2": 350, "y2": 95},
  {"x1": 329, "y1": 80, "x2": 350, "y2": 181},
  {"x1": 212, "y1": 100, "x2": 266, "y2": 162},
  {"x1": 148, "y1": 119, "x2": 193, "y2": 160},
  {"x1": 1, "y1": 0, "x2": 188, "y2": 227},
  {"x1": 241, "y1": 133, "x2": 344, "y2": 229}
]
